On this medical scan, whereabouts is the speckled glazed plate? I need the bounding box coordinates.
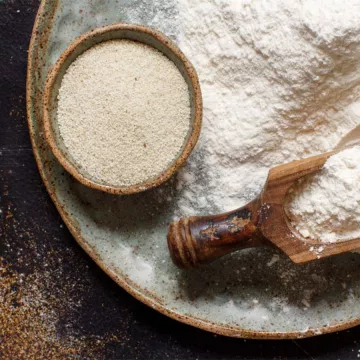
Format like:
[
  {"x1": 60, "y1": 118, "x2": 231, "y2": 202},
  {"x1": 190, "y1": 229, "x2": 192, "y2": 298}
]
[{"x1": 27, "y1": 0, "x2": 360, "y2": 339}]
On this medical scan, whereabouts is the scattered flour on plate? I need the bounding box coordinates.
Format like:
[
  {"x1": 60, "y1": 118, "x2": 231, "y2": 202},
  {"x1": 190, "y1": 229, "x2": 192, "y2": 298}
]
[
  {"x1": 57, "y1": 40, "x2": 190, "y2": 187},
  {"x1": 170, "y1": 0, "x2": 360, "y2": 217},
  {"x1": 286, "y1": 146, "x2": 360, "y2": 243}
]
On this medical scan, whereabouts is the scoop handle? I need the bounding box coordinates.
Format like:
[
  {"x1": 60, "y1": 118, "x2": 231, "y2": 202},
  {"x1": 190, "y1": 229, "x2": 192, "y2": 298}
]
[{"x1": 167, "y1": 198, "x2": 265, "y2": 268}]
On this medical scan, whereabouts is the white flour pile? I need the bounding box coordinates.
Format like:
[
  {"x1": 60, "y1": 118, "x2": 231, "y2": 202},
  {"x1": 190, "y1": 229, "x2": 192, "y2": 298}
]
[
  {"x1": 286, "y1": 147, "x2": 360, "y2": 243},
  {"x1": 170, "y1": 0, "x2": 360, "y2": 217},
  {"x1": 57, "y1": 40, "x2": 190, "y2": 186}
]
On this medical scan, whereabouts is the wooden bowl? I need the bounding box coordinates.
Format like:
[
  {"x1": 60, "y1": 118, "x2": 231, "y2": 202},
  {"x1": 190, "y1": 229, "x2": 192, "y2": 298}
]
[{"x1": 43, "y1": 23, "x2": 202, "y2": 195}]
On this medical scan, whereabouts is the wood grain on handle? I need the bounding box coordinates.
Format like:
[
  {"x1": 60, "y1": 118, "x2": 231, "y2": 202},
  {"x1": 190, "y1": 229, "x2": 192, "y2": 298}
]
[{"x1": 167, "y1": 197, "x2": 266, "y2": 268}]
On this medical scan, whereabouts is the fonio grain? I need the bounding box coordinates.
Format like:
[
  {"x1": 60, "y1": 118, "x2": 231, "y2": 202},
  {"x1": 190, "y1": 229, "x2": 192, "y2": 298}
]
[{"x1": 57, "y1": 40, "x2": 191, "y2": 186}]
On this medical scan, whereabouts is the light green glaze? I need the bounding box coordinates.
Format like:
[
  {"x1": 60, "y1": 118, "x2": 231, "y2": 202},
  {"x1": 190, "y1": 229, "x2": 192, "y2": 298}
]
[{"x1": 27, "y1": 0, "x2": 360, "y2": 338}]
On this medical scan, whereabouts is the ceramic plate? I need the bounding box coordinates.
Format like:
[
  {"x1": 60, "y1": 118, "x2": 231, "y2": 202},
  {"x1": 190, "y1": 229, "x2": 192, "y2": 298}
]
[{"x1": 27, "y1": 0, "x2": 360, "y2": 339}]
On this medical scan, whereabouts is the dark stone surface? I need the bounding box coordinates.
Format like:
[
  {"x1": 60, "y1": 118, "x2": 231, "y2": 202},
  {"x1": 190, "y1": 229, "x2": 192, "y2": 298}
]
[{"x1": 0, "y1": 0, "x2": 359, "y2": 358}]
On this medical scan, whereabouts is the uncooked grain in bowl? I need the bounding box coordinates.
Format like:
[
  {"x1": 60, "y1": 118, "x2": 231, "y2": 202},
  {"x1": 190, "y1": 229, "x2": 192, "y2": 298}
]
[{"x1": 57, "y1": 39, "x2": 191, "y2": 187}]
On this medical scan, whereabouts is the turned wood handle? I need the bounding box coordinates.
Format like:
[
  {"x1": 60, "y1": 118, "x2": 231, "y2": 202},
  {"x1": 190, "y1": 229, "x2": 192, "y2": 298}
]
[{"x1": 167, "y1": 198, "x2": 265, "y2": 268}]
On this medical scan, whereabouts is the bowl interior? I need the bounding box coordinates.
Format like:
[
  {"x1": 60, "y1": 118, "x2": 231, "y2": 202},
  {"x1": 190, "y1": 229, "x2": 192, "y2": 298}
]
[{"x1": 47, "y1": 27, "x2": 198, "y2": 190}]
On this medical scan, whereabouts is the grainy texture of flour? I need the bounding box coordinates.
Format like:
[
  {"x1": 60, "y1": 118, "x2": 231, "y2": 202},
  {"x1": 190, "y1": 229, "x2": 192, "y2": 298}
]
[
  {"x1": 286, "y1": 147, "x2": 360, "y2": 243},
  {"x1": 58, "y1": 40, "x2": 190, "y2": 186},
  {"x1": 170, "y1": 0, "x2": 360, "y2": 218}
]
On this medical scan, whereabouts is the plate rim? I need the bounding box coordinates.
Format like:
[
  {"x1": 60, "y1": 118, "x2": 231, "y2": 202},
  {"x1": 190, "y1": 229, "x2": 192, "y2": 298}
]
[{"x1": 26, "y1": 0, "x2": 360, "y2": 339}]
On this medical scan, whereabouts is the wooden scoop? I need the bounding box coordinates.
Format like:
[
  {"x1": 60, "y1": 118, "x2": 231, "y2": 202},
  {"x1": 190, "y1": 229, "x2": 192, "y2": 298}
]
[{"x1": 167, "y1": 128, "x2": 360, "y2": 268}]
